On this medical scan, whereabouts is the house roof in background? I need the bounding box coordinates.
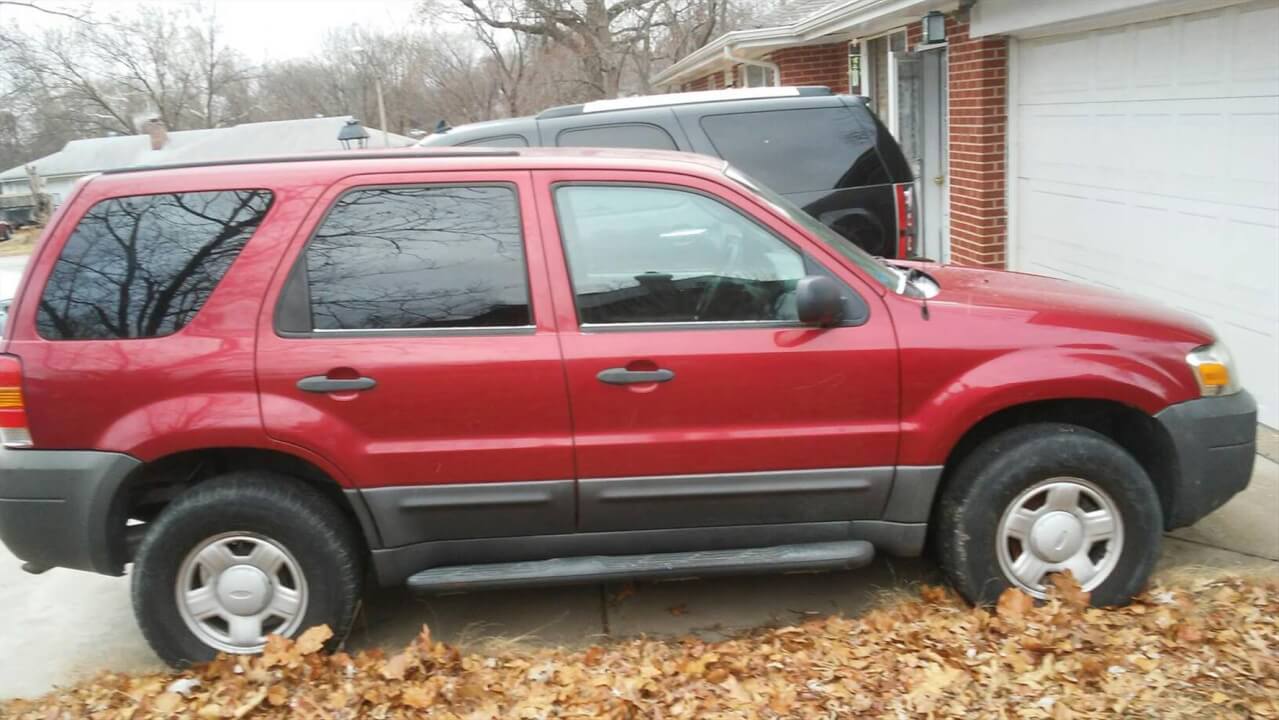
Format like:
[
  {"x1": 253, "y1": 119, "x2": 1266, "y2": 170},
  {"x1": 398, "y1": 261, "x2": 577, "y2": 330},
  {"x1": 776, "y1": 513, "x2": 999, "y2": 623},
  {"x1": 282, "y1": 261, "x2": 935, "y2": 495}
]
[
  {"x1": 748, "y1": 0, "x2": 843, "y2": 29},
  {"x1": 0, "y1": 116, "x2": 413, "y2": 183},
  {"x1": 654, "y1": 0, "x2": 952, "y2": 86}
]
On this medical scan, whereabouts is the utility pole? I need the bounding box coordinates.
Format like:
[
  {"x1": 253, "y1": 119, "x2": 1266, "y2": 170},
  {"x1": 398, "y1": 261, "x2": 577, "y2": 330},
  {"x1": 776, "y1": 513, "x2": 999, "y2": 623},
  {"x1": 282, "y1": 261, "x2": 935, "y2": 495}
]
[
  {"x1": 375, "y1": 77, "x2": 389, "y2": 148},
  {"x1": 353, "y1": 45, "x2": 391, "y2": 148}
]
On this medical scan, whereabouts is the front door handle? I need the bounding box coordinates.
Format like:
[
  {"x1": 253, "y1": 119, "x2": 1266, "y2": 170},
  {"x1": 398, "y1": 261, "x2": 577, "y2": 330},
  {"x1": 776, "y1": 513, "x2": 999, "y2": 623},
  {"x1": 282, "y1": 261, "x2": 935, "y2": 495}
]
[
  {"x1": 596, "y1": 368, "x2": 675, "y2": 385},
  {"x1": 297, "y1": 376, "x2": 377, "y2": 393}
]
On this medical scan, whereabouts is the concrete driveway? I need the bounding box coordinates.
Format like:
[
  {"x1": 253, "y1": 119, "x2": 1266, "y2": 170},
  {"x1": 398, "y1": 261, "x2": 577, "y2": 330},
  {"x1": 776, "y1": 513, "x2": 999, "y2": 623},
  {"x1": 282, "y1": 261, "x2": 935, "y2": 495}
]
[{"x1": 2, "y1": 442, "x2": 1275, "y2": 700}]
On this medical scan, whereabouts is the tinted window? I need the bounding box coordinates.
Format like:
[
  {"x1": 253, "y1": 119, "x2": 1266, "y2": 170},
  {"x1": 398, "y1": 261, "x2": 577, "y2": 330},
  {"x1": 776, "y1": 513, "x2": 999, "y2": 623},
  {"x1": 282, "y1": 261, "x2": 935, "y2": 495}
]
[
  {"x1": 460, "y1": 135, "x2": 529, "y2": 148},
  {"x1": 37, "y1": 190, "x2": 271, "y2": 340},
  {"x1": 556, "y1": 123, "x2": 678, "y2": 151},
  {"x1": 700, "y1": 108, "x2": 887, "y2": 193},
  {"x1": 555, "y1": 185, "x2": 806, "y2": 325},
  {"x1": 305, "y1": 185, "x2": 529, "y2": 330}
]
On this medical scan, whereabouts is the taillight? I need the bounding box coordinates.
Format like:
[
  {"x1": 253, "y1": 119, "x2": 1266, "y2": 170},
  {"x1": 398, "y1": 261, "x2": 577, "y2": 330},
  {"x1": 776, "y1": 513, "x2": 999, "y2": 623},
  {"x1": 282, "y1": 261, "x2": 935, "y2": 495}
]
[
  {"x1": 895, "y1": 184, "x2": 916, "y2": 258},
  {"x1": 0, "y1": 354, "x2": 32, "y2": 448}
]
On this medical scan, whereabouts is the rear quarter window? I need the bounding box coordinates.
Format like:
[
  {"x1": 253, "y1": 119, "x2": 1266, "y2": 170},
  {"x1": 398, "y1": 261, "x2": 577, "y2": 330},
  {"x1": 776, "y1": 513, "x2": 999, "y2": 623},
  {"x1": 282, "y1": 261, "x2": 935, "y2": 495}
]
[
  {"x1": 555, "y1": 123, "x2": 678, "y2": 151},
  {"x1": 700, "y1": 107, "x2": 888, "y2": 193},
  {"x1": 36, "y1": 189, "x2": 272, "y2": 340},
  {"x1": 459, "y1": 135, "x2": 529, "y2": 148}
]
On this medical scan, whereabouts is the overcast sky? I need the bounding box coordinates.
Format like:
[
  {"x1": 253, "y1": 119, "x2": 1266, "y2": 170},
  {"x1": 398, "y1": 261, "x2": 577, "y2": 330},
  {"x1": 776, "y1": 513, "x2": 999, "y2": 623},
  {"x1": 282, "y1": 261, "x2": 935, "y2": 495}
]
[{"x1": 3, "y1": 0, "x2": 428, "y2": 62}]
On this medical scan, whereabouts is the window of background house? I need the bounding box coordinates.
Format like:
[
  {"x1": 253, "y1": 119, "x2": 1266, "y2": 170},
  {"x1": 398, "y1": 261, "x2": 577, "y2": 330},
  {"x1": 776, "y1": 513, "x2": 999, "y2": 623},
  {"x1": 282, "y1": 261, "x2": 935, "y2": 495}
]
[
  {"x1": 848, "y1": 43, "x2": 862, "y2": 95},
  {"x1": 555, "y1": 184, "x2": 807, "y2": 325},
  {"x1": 37, "y1": 189, "x2": 272, "y2": 339},
  {"x1": 864, "y1": 31, "x2": 907, "y2": 115},
  {"x1": 700, "y1": 108, "x2": 885, "y2": 194},
  {"x1": 304, "y1": 185, "x2": 530, "y2": 331},
  {"x1": 556, "y1": 124, "x2": 678, "y2": 151},
  {"x1": 740, "y1": 65, "x2": 776, "y2": 88}
]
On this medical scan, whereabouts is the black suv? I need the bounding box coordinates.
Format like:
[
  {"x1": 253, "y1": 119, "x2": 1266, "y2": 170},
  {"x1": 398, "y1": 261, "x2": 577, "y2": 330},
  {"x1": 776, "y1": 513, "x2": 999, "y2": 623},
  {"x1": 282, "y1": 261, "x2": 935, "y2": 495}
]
[{"x1": 420, "y1": 87, "x2": 917, "y2": 258}]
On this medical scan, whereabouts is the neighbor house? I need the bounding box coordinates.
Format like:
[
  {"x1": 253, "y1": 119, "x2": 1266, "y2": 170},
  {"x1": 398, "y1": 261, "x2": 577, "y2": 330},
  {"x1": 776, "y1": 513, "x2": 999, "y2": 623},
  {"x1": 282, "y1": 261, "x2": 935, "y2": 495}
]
[
  {"x1": 656, "y1": 0, "x2": 1279, "y2": 427},
  {"x1": 0, "y1": 116, "x2": 413, "y2": 219}
]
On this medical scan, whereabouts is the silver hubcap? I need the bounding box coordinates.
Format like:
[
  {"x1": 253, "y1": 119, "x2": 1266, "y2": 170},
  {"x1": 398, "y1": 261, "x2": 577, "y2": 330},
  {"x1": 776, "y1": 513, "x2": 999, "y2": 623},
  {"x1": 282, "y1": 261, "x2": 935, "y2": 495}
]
[
  {"x1": 176, "y1": 533, "x2": 308, "y2": 653},
  {"x1": 996, "y1": 477, "x2": 1123, "y2": 598}
]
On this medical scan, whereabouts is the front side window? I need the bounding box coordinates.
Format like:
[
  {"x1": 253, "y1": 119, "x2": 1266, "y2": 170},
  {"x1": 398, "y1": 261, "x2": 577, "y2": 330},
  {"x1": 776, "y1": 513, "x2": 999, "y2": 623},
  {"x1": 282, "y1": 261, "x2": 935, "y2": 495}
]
[
  {"x1": 555, "y1": 185, "x2": 807, "y2": 325},
  {"x1": 700, "y1": 108, "x2": 887, "y2": 194},
  {"x1": 37, "y1": 189, "x2": 272, "y2": 340},
  {"x1": 304, "y1": 185, "x2": 529, "y2": 331}
]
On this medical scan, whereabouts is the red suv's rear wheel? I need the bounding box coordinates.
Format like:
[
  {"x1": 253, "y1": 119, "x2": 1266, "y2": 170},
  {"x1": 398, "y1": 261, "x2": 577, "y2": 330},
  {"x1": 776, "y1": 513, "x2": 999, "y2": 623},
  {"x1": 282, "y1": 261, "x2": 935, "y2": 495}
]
[{"x1": 131, "y1": 471, "x2": 364, "y2": 666}]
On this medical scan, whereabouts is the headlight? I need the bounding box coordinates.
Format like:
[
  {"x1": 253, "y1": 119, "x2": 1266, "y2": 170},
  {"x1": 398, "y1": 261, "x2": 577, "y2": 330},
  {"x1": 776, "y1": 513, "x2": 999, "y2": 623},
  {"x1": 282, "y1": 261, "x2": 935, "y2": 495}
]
[{"x1": 1186, "y1": 342, "x2": 1241, "y2": 397}]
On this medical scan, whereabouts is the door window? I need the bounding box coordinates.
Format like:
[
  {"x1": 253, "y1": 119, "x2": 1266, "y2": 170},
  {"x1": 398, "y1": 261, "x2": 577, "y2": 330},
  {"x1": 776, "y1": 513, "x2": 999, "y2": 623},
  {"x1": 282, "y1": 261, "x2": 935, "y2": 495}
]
[
  {"x1": 37, "y1": 189, "x2": 272, "y2": 339},
  {"x1": 300, "y1": 185, "x2": 530, "y2": 331},
  {"x1": 554, "y1": 184, "x2": 807, "y2": 325},
  {"x1": 700, "y1": 108, "x2": 887, "y2": 194},
  {"x1": 555, "y1": 123, "x2": 678, "y2": 151}
]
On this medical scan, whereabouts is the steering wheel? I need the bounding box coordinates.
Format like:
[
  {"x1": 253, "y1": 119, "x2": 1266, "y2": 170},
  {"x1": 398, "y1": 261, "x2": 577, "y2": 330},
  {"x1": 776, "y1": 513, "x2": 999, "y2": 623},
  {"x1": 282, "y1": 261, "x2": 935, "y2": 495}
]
[{"x1": 692, "y1": 227, "x2": 742, "y2": 321}]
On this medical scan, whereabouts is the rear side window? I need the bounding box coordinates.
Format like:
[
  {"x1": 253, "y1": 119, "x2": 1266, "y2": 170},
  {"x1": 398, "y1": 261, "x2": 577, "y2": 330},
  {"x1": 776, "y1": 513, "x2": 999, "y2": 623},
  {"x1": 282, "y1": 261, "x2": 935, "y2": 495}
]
[
  {"x1": 303, "y1": 185, "x2": 530, "y2": 331},
  {"x1": 556, "y1": 123, "x2": 678, "y2": 151},
  {"x1": 37, "y1": 190, "x2": 272, "y2": 340},
  {"x1": 700, "y1": 108, "x2": 887, "y2": 194}
]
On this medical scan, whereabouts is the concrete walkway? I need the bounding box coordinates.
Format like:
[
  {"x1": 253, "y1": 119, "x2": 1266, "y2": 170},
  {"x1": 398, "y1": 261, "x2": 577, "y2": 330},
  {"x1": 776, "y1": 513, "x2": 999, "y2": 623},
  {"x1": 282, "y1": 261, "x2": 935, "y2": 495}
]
[{"x1": 2, "y1": 455, "x2": 1276, "y2": 700}]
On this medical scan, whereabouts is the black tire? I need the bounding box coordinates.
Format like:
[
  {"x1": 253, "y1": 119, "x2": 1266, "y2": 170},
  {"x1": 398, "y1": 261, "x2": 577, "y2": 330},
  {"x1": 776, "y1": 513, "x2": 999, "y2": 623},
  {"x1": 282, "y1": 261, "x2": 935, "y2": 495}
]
[
  {"x1": 935, "y1": 423, "x2": 1163, "y2": 607},
  {"x1": 131, "y1": 471, "x2": 364, "y2": 666}
]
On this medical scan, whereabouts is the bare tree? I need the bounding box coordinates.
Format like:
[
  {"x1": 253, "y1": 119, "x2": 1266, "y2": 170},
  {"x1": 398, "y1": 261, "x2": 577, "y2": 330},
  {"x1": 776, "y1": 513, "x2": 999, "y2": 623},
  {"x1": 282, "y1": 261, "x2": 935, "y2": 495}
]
[{"x1": 0, "y1": 1, "x2": 91, "y2": 22}]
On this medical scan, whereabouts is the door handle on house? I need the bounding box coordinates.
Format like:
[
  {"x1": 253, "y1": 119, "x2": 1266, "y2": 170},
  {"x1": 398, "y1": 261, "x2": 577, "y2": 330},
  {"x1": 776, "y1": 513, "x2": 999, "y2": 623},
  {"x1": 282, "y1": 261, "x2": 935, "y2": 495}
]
[
  {"x1": 596, "y1": 368, "x2": 675, "y2": 385},
  {"x1": 296, "y1": 376, "x2": 377, "y2": 393}
]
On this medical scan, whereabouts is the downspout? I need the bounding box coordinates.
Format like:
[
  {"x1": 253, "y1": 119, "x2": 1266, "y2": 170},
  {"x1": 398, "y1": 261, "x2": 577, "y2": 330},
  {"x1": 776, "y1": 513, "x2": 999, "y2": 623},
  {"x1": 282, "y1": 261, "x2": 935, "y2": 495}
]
[{"x1": 724, "y1": 46, "x2": 781, "y2": 87}]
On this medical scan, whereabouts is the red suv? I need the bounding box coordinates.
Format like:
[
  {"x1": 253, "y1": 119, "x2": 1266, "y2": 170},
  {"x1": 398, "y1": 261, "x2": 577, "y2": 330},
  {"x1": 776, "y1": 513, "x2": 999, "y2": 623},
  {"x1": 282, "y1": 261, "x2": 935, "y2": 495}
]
[{"x1": 0, "y1": 148, "x2": 1256, "y2": 665}]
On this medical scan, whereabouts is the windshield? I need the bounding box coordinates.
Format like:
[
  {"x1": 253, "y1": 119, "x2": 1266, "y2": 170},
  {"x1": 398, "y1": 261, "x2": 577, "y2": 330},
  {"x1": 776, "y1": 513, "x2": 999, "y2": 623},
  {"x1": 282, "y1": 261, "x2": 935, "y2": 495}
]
[{"x1": 724, "y1": 167, "x2": 900, "y2": 291}]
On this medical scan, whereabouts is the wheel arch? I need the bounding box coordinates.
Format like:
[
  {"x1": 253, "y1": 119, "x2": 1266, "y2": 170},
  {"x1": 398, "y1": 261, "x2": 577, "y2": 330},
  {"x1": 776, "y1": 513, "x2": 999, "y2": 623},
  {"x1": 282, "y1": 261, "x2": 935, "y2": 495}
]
[
  {"x1": 112, "y1": 447, "x2": 380, "y2": 568},
  {"x1": 928, "y1": 398, "x2": 1179, "y2": 540}
]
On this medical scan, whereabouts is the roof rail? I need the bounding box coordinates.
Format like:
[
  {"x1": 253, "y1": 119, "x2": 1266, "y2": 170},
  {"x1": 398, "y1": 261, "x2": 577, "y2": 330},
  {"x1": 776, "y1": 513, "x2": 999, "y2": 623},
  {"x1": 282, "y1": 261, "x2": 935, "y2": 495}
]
[
  {"x1": 537, "y1": 86, "x2": 833, "y2": 119},
  {"x1": 101, "y1": 148, "x2": 520, "y2": 176}
]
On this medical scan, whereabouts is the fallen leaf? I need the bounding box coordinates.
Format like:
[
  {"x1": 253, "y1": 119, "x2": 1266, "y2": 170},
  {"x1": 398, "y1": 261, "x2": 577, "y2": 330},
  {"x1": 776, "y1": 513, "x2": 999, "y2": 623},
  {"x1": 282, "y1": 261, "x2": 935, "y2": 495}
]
[
  {"x1": 294, "y1": 625, "x2": 333, "y2": 656},
  {"x1": 997, "y1": 587, "x2": 1035, "y2": 619}
]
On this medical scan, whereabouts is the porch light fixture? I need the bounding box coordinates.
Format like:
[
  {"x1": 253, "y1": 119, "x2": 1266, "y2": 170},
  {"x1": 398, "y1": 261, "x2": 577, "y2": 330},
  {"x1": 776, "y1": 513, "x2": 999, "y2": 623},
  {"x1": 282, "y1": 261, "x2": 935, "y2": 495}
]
[
  {"x1": 337, "y1": 118, "x2": 369, "y2": 150},
  {"x1": 922, "y1": 11, "x2": 946, "y2": 44}
]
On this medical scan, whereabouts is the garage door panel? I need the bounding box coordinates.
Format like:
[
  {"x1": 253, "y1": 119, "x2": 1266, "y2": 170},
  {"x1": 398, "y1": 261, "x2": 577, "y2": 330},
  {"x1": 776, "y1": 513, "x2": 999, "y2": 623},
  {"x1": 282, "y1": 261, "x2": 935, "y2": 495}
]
[
  {"x1": 1019, "y1": 97, "x2": 1279, "y2": 208},
  {"x1": 1018, "y1": 5, "x2": 1279, "y2": 104}
]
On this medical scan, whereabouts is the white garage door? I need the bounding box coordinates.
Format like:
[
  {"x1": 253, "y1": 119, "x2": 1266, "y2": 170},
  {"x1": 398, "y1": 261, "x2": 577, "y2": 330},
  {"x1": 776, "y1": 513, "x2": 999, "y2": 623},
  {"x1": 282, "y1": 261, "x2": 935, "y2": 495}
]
[{"x1": 1011, "y1": 1, "x2": 1279, "y2": 427}]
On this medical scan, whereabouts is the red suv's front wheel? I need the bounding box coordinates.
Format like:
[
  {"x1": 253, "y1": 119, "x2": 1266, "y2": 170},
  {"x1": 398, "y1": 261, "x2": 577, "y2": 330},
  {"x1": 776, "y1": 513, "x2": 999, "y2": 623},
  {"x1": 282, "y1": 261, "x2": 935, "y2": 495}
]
[{"x1": 936, "y1": 423, "x2": 1163, "y2": 607}]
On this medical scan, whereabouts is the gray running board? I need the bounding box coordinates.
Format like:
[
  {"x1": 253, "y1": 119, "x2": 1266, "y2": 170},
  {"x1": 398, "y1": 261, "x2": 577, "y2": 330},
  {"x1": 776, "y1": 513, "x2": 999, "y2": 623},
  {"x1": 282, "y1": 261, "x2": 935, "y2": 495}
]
[{"x1": 405, "y1": 539, "x2": 875, "y2": 594}]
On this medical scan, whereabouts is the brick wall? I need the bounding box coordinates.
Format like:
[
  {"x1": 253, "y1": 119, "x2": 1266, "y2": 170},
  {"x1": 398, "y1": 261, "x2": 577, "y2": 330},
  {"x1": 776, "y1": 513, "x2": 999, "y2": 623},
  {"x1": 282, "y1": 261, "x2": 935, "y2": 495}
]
[
  {"x1": 945, "y1": 15, "x2": 1008, "y2": 268},
  {"x1": 682, "y1": 74, "x2": 714, "y2": 92},
  {"x1": 765, "y1": 42, "x2": 850, "y2": 93},
  {"x1": 680, "y1": 42, "x2": 851, "y2": 93}
]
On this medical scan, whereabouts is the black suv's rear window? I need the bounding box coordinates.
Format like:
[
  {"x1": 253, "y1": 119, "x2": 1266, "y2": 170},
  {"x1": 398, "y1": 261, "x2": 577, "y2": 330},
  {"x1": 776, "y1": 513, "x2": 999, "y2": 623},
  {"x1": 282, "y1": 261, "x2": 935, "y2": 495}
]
[
  {"x1": 37, "y1": 190, "x2": 272, "y2": 340},
  {"x1": 700, "y1": 107, "x2": 889, "y2": 194}
]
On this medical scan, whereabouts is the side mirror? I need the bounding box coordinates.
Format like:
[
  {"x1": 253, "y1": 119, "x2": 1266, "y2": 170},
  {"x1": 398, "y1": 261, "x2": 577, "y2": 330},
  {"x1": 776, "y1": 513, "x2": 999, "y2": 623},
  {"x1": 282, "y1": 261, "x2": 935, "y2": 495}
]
[{"x1": 795, "y1": 275, "x2": 844, "y2": 327}]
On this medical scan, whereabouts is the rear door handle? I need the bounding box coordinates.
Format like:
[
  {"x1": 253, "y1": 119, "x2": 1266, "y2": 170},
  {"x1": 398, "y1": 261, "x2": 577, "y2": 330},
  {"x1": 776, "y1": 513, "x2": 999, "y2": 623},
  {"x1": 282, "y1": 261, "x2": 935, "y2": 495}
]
[
  {"x1": 596, "y1": 368, "x2": 675, "y2": 385},
  {"x1": 297, "y1": 376, "x2": 377, "y2": 393}
]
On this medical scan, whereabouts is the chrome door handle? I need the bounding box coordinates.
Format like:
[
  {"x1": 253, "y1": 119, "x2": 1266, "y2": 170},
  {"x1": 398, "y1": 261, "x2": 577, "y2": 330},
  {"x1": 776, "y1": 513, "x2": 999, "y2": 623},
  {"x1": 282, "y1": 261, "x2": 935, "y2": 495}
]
[
  {"x1": 596, "y1": 368, "x2": 675, "y2": 385},
  {"x1": 297, "y1": 376, "x2": 377, "y2": 393}
]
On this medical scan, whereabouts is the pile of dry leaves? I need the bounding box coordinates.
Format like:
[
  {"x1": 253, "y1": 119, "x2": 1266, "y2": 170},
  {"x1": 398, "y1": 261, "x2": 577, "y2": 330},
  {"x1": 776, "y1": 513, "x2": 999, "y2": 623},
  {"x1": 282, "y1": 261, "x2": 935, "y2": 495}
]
[{"x1": 4, "y1": 573, "x2": 1277, "y2": 719}]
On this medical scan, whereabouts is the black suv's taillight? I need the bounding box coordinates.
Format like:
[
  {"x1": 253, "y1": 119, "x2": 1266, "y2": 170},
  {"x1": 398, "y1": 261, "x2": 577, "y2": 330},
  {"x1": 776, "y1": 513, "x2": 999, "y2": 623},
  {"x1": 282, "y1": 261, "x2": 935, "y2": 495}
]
[{"x1": 895, "y1": 184, "x2": 917, "y2": 258}]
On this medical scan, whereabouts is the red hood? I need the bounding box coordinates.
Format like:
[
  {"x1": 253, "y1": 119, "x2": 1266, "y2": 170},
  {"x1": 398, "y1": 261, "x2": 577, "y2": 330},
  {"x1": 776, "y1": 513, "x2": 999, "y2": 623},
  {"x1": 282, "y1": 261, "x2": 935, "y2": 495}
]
[{"x1": 916, "y1": 264, "x2": 1215, "y2": 345}]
